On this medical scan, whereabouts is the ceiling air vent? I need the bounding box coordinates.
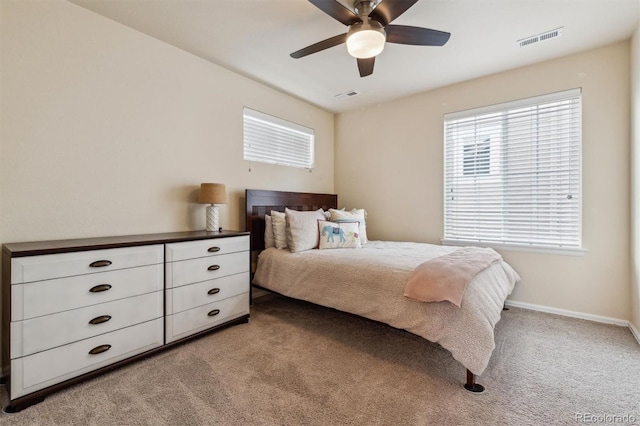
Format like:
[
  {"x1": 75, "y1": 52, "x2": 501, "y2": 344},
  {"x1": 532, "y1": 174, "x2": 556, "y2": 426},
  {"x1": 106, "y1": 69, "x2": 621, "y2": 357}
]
[
  {"x1": 334, "y1": 90, "x2": 360, "y2": 100},
  {"x1": 517, "y1": 27, "x2": 563, "y2": 48}
]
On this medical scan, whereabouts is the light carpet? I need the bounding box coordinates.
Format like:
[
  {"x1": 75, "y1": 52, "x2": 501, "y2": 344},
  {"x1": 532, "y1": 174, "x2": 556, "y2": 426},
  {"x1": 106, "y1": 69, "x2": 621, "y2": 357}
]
[{"x1": 1, "y1": 295, "x2": 638, "y2": 425}]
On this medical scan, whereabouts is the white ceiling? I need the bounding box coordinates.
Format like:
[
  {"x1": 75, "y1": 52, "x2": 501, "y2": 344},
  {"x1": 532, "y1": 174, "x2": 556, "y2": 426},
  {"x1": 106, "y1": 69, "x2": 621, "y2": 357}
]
[{"x1": 70, "y1": 0, "x2": 639, "y2": 113}]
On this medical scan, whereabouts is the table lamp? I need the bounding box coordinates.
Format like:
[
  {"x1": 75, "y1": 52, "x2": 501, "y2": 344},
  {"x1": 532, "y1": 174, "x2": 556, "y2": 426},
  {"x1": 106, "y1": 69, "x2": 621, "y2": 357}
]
[{"x1": 198, "y1": 183, "x2": 227, "y2": 232}]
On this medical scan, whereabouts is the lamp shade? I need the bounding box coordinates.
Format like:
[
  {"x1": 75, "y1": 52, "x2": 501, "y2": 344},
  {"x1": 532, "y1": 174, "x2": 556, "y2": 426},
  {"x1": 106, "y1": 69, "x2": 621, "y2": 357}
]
[{"x1": 198, "y1": 183, "x2": 227, "y2": 204}]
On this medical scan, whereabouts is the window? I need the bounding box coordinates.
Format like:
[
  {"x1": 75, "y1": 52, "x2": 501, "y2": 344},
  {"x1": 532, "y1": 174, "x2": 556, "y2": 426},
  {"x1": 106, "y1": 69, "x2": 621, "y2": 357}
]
[
  {"x1": 463, "y1": 137, "x2": 491, "y2": 176},
  {"x1": 443, "y1": 88, "x2": 582, "y2": 252},
  {"x1": 243, "y1": 107, "x2": 314, "y2": 169}
]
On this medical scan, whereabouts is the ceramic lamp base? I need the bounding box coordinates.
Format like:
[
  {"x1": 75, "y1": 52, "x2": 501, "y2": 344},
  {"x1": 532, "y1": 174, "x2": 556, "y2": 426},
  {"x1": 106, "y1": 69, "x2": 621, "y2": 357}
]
[{"x1": 206, "y1": 204, "x2": 219, "y2": 232}]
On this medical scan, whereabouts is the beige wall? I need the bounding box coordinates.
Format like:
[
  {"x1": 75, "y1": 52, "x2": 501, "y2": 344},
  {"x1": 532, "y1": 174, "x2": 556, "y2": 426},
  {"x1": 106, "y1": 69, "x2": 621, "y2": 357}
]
[
  {"x1": 336, "y1": 42, "x2": 631, "y2": 321},
  {"x1": 0, "y1": 0, "x2": 334, "y2": 248},
  {"x1": 1, "y1": 1, "x2": 636, "y2": 329},
  {"x1": 631, "y1": 22, "x2": 640, "y2": 333}
]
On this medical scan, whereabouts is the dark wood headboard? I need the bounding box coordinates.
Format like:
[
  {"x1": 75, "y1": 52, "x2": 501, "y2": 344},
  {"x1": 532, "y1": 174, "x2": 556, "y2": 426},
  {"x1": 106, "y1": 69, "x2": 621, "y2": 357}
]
[{"x1": 245, "y1": 189, "x2": 338, "y2": 252}]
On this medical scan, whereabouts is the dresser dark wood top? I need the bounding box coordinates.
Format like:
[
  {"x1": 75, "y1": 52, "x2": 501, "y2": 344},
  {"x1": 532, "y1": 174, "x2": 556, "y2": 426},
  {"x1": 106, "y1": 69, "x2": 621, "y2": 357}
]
[{"x1": 3, "y1": 230, "x2": 249, "y2": 257}]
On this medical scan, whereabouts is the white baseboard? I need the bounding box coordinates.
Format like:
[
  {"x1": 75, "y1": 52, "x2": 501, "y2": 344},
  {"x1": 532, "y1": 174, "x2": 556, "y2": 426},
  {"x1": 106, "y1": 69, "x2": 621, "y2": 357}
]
[
  {"x1": 504, "y1": 300, "x2": 629, "y2": 327},
  {"x1": 629, "y1": 321, "x2": 640, "y2": 345}
]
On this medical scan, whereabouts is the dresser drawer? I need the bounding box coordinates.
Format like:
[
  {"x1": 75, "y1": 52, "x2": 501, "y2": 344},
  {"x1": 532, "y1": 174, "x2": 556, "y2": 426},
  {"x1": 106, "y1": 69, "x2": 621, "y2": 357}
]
[
  {"x1": 12, "y1": 264, "x2": 163, "y2": 321},
  {"x1": 11, "y1": 291, "x2": 163, "y2": 359},
  {"x1": 11, "y1": 318, "x2": 164, "y2": 399},
  {"x1": 165, "y1": 235, "x2": 249, "y2": 262},
  {"x1": 167, "y1": 272, "x2": 249, "y2": 314},
  {"x1": 165, "y1": 292, "x2": 249, "y2": 343},
  {"x1": 166, "y1": 251, "x2": 249, "y2": 288},
  {"x1": 11, "y1": 245, "x2": 163, "y2": 284}
]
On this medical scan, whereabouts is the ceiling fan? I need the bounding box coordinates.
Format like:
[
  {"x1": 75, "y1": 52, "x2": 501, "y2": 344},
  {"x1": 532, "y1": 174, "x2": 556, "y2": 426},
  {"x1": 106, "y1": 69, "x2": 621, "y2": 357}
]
[{"x1": 290, "y1": 0, "x2": 451, "y2": 77}]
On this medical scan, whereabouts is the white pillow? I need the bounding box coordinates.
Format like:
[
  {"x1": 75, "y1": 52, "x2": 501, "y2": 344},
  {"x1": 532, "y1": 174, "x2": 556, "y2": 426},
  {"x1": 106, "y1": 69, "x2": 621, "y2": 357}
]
[
  {"x1": 329, "y1": 208, "x2": 368, "y2": 244},
  {"x1": 264, "y1": 214, "x2": 275, "y2": 249},
  {"x1": 285, "y1": 208, "x2": 325, "y2": 253},
  {"x1": 318, "y1": 220, "x2": 362, "y2": 249},
  {"x1": 324, "y1": 207, "x2": 343, "y2": 220},
  {"x1": 270, "y1": 210, "x2": 287, "y2": 249}
]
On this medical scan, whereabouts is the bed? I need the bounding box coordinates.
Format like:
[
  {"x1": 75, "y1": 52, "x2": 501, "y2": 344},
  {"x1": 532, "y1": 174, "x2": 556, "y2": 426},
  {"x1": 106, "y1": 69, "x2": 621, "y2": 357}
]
[{"x1": 245, "y1": 189, "x2": 519, "y2": 392}]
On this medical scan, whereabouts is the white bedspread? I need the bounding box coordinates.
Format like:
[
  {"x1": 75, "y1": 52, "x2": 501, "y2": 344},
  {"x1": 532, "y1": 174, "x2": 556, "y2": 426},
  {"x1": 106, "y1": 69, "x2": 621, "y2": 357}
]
[{"x1": 253, "y1": 241, "x2": 520, "y2": 375}]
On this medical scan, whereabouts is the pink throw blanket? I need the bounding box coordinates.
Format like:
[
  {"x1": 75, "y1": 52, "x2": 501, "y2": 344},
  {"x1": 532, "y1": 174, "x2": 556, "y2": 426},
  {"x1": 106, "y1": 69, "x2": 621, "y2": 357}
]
[{"x1": 404, "y1": 247, "x2": 502, "y2": 307}]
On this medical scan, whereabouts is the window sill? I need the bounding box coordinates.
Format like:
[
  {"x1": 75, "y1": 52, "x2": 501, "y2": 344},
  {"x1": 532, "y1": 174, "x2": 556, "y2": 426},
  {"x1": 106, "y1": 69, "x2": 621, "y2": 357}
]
[{"x1": 440, "y1": 239, "x2": 587, "y2": 256}]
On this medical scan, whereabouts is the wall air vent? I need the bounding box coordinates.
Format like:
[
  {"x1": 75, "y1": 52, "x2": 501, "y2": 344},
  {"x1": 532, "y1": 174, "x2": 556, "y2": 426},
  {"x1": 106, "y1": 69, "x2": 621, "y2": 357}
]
[
  {"x1": 334, "y1": 90, "x2": 360, "y2": 100},
  {"x1": 517, "y1": 27, "x2": 563, "y2": 48}
]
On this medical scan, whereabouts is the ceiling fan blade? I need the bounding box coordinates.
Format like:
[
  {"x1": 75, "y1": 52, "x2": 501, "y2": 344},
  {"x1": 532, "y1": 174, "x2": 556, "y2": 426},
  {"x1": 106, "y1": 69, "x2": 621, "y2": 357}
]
[
  {"x1": 357, "y1": 57, "x2": 375, "y2": 77},
  {"x1": 309, "y1": 0, "x2": 360, "y2": 26},
  {"x1": 385, "y1": 25, "x2": 451, "y2": 46},
  {"x1": 290, "y1": 33, "x2": 348, "y2": 59},
  {"x1": 369, "y1": 0, "x2": 419, "y2": 26}
]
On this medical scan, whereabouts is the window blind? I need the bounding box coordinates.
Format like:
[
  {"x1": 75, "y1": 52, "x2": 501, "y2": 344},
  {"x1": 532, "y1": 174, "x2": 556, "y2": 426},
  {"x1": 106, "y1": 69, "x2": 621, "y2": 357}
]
[
  {"x1": 243, "y1": 107, "x2": 314, "y2": 169},
  {"x1": 443, "y1": 88, "x2": 582, "y2": 250}
]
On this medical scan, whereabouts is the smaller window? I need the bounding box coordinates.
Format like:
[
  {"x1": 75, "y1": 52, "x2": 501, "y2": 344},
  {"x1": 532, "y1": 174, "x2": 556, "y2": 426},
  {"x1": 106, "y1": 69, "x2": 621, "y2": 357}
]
[{"x1": 243, "y1": 108, "x2": 314, "y2": 169}]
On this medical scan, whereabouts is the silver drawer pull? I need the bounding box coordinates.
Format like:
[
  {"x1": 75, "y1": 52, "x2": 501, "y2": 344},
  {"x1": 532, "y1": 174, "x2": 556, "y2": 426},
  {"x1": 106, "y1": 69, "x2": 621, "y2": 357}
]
[
  {"x1": 89, "y1": 284, "x2": 112, "y2": 293},
  {"x1": 208, "y1": 265, "x2": 220, "y2": 271},
  {"x1": 89, "y1": 315, "x2": 112, "y2": 325},
  {"x1": 208, "y1": 247, "x2": 221, "y2": 253},
  {"x1": 207, "y1": 309, "x2": 221, "y2": 317},
  {"x1": 207, "y1": 288, "x2": 221, "y2": 295},
  {"x1": 88, "y1": 344, "x2": 111, "y2": 355},
  {"x1": 89, "y1": 260, "x2": 112, "y2": 268}
]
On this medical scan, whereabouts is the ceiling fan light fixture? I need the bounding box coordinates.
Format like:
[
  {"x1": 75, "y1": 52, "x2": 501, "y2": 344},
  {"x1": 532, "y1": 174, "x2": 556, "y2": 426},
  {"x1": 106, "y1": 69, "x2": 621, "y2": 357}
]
[
  {"x1": 346, "y1": 19, "x2": 386, "y2": 59},
  {"x1": 291, "y1": 0, "x2": 451, "y2": 77}
]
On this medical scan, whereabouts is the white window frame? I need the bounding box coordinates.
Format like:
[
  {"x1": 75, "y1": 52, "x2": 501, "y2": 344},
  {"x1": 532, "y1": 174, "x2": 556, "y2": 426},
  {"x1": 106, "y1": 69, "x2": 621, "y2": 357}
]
[
  {"x1": 243, "y1": 107, "x2": 314, "y2": 169},
  {"x1": 442, "y1": 88, "x2": 585, "y2": 255}
]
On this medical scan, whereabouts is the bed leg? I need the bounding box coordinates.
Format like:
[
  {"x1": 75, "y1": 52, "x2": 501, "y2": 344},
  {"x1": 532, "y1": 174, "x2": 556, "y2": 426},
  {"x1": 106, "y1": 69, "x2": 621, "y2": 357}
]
[{"x1": 464, "y1": 369, "x2": 485, "y2": 393}]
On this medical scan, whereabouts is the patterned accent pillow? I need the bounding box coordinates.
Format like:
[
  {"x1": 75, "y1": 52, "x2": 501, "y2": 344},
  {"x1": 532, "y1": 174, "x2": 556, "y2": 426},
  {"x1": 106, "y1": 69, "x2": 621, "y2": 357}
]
[
  {"x1": 270, "y1": 210, "x2": 288, "y2": 249},
  {"x1": 318, "y1": 220, "x2": 362, "y2": 249},
  {"x1": 285, "y1": 208, "x2": 325, "y2": 252},
  {"x1": 264, "y1": 214, "x2": 275, "y2": 249},
  {"x1": 329, "y1": 208, "x2": 368, "y2": 244}
]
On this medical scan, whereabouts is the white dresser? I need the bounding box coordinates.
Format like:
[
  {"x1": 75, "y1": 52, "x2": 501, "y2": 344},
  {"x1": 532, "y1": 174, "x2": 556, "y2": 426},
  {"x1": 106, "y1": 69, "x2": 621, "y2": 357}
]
[
  {"x1": 165, "y1": 236, "x2": 250, "y2": 343},
  {"x1": 1, "y1": 230, "x2": 250, "y2": 412}
]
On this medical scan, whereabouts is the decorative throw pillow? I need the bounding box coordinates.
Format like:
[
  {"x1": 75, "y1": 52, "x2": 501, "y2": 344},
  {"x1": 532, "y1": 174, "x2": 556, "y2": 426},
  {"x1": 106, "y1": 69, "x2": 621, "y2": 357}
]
[
  {"x1": 318, "y1": 220, "x2": 362, "y2": 249},
  {"x1": 324, "y1": 207, "x2": 343, "y2": 220},
  {"x1": 285, "y1": 208, "x2": 325, "y2": 253},
  {"x1": 270, "y1": 210, "x2": 288, "y2": 249},
  {"x1": 329, "y1": 208, "x2": 368, "y2": 244},
  {"x1": 264, "y1": 214, "x2": 275, "y2": 249}
]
